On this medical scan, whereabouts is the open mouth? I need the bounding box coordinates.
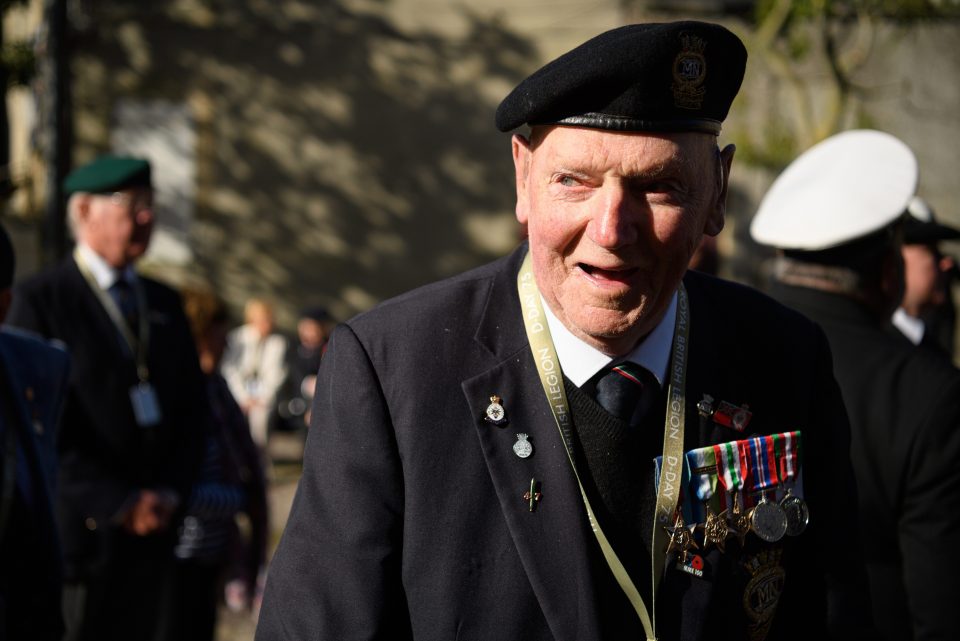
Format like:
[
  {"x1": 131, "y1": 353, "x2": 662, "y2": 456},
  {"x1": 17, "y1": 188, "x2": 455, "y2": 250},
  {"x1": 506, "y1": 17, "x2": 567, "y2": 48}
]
[{"x1": 578, "y1": 263, "x2": 638, "y2": 284}]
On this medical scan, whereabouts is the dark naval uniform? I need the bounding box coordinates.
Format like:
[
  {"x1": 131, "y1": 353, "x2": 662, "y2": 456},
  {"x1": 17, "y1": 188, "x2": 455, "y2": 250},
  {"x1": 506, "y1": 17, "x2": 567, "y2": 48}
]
[
  {"x1": 0, "y1": 328, "x2": 70, "y2": 641},
  {"x1": 257, "y1": 246, "x2": 870, "y2": 641},
  {"x1": 7, "y1": 257, "x2": 206, "y2": 640},
  {"x1": 773, "y1": 283, "x2": 960, "y2": 641}
]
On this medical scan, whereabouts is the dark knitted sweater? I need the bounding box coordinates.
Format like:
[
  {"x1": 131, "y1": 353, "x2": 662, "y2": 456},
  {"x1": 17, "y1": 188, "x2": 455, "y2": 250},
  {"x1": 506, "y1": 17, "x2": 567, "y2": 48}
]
[{"x1": 565, "y1": 376, "x2": 668, "y2": 632}]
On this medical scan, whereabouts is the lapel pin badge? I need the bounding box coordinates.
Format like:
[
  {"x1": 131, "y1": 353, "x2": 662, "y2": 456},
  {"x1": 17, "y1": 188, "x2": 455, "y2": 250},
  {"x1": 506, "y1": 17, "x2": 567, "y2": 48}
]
[
  {"x1": 523, "y1": 478, "x2": 542, "y2": 512},
  {"x1": 697, "y1": 394, "x2": 715, "y2": 418},
  {"x1": 513, "y1": 433, "x2": 533, "y2": 459},
  {"x1": 714, "y1": 401, "x2": 752, "y2": 431},
  {"x1": 484, "y1": 395, "x2": 507, "y2": 426}
]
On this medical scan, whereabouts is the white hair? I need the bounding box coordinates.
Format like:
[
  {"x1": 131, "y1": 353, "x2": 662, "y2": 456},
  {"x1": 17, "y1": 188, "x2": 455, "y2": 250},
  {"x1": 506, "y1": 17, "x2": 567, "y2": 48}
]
[{"x1": 65, "y1": 192, "x2": 85, "y2": 241}]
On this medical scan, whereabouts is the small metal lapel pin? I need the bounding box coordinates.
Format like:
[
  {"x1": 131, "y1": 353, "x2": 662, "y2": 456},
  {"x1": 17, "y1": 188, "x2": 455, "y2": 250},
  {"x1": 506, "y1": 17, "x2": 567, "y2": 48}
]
[
  {"x1": 523, "y1": 478, "x2": 542, "y2": 512},
  {"x1": 484, "y1": 395, "x2": 507, "y2": 426}
]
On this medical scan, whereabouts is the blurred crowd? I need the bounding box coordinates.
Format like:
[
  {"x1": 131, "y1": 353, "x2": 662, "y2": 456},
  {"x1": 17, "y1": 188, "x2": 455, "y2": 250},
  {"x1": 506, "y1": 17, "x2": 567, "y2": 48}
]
[{"x1": 0, "y1": 155, "x2": 336, "y2": 641}]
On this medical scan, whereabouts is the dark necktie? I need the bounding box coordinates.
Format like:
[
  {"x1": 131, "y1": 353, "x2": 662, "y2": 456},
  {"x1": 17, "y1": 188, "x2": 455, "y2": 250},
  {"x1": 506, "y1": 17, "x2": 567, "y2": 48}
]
[
  {"x1": 594, "y1": 362, "x2": 653, "y2": 424},
  {"x1": 108, "y1": 279, "x2": 139, "y2": 332}
]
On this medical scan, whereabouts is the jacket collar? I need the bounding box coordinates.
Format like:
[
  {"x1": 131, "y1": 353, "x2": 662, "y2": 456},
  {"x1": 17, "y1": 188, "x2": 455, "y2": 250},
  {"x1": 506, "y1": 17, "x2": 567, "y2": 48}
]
[{"x1": 464, "y1": 243, "x2": 608, "y2": 640}]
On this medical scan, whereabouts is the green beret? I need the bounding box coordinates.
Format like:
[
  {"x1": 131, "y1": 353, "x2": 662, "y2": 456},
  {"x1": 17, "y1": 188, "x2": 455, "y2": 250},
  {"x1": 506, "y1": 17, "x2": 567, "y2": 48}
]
[
  {"x1": 495, "y1": 21, "x2": 747, "y2": 135},
  {"x1": 63, "y1": 155, "x2": 152, "y2": 195}
]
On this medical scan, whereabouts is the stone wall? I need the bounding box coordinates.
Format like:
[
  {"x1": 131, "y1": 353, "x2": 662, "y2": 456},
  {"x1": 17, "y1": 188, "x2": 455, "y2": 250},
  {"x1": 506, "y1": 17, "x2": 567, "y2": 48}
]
[{"x1": 4, "y1": 2, "x2": 959, "y2": 329}]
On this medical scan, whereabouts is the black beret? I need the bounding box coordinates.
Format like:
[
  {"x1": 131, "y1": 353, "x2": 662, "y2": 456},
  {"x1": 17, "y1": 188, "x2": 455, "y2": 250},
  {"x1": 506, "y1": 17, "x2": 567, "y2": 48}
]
[
  {"x1": 63, "y1": 155, "x2": 152, "y2": 196},
  {"x1": 300, "y1": 306, "x2": 332, "y2": 323},
  {"x1": 902, "y1": 198, "x2": 960, "y2": 245},
  {"x1": 903, "y1": 218, "x2": 960, "y2": 245},
  {"x1": 495, "y1": 21, "x2": 747, "y2": 135}
]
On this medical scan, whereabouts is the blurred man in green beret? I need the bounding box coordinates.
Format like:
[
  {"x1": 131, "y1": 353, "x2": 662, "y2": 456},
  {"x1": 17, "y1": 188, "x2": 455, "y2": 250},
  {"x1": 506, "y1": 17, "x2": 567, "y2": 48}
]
[
  {"x1": 7, "y1": 155, "x2": 207, "y2": 641},
  {"x1": 258, "y1": 22, "x2": 873, "y2": 641}
]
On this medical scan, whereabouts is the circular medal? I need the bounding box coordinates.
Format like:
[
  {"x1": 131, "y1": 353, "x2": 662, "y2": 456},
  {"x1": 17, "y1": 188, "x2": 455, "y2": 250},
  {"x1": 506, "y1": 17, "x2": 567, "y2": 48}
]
[
  {"x1": 780, "y1": 494, "x2": 810, "y2": 536},
  {"x1": 751, "y1": 499, "x2": 788, "y2": 543},
  {"x1": 513, "y1": 433, "x2": 533, "y2": 459},
  {"x1": 484, "y1": 395, "x2": 507, "y2": 426}
]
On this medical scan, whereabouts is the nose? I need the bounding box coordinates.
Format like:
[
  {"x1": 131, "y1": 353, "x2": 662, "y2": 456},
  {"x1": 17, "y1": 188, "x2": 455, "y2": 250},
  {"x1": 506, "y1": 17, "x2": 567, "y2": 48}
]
[{"x1": 587, "y1": 181, "x2": 640, "y2": 249}]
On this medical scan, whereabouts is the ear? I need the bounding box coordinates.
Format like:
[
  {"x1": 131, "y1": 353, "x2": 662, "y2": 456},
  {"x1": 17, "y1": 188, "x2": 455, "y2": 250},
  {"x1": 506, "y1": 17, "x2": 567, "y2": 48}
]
[
  {"x1": 512, "y1": 134, "x2": 532, "y2": 225},
  {"x1": 704, "y1": 143, "x2": 735, "y2": 237},
  {"x1": 879, "y1": 244, "x2": 907, "y2": 315},
  {"x1": 74, "y1": 194, "x2": 94, "y2": 225}
]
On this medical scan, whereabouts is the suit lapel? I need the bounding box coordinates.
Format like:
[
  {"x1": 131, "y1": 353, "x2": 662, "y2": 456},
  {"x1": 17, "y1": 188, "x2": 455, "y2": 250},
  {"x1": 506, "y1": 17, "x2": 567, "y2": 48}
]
[
  {"x1": 0, "y1": 338, "x2": 43, "y2": 446},
  {"x1": 0, "y1": 337, "x2": 57, "y2": 533},
  {"x1": 462, "y1": 247, "x2": 605, "y2": 641}
]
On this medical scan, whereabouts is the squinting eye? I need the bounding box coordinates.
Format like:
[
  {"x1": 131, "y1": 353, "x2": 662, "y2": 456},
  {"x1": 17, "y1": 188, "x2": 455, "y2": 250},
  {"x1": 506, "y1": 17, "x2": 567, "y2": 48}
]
[{"x1": 558, "y1": 176, "x2": 580, "y2": 187}]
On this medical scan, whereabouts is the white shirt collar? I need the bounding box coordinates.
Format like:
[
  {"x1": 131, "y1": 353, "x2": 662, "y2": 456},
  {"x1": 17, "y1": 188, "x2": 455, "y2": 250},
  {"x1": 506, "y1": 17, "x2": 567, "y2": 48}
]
[
  {"x1": 76, "y1": 243, "x2": 136, "y2": 291},
  {"x1": 892, "y1": 307, "x2": 925, "y2": 346},
  {"x1": 542, "y1": 290, "x2": 678, "y2": 388}
]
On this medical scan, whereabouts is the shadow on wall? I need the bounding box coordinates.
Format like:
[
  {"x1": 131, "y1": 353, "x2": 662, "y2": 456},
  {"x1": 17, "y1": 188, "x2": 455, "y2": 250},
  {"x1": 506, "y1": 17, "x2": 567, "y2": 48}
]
[{"x1": 69, "y1": 1, "x2": 538, "y2": 324}]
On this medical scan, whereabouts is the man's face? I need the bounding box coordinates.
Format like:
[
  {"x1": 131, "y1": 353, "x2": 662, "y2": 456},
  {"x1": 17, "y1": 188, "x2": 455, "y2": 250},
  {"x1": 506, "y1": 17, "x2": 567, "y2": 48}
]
[
  {"x1": 298, "y1": 318, "x2": 328, "y2": 349},
  {"x1": 513, "y1": 126, "x2": 732, "y2": 355},
  {"x1": 78, "y1": 187, "x2": 154, "y2": 268},
  {"x1": 247, "y1": 303, "x2": 275, "y2": 338},
  {"x1": 901, "y1": 242, "x2": 952, "y2": 316}
]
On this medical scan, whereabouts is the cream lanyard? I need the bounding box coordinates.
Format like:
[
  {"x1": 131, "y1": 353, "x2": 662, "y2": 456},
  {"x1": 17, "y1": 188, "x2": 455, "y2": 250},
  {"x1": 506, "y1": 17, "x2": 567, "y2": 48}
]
[
  {"x1": 517, "y1": 252, "x2": 689, "y2": 640},
  {"x1": 73, "y1": 248, "x2": 151, "y2": 383}
]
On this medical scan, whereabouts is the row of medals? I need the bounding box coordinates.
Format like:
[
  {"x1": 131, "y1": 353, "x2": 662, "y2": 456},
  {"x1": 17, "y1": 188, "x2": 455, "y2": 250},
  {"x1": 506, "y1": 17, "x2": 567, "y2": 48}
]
[
  {"x1": 667, "y1": 488, "x2": 809, "y2": 561},
  {"x1": 485, "y1": 394, "x2": 811, "y2": 555}
]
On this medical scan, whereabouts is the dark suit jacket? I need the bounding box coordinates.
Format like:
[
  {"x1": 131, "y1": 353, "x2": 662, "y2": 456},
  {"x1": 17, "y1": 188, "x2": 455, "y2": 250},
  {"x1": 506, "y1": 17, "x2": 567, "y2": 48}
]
[
  {"x1": 257, "y1": 246, "x2": 871, "y2": 641},
  {"x1": 7, "y1": 256, "x2": 206, "y2": 579},
  {"x1": 773, "y1": 283, "x2": 960, "y2": 641},
  {"x1": 0, "y1": 328, "x2": 70, "y2": 641}
]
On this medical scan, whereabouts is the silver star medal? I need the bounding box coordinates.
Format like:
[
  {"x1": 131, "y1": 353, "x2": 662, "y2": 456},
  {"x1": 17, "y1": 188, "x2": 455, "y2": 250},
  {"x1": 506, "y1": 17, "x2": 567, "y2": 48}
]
[
  {"x1": 484, "y1": 395, "x2": 507, "y2": 426},
  {"x1": 513, "y1": 433, "x2": 533, "y2": 459}
]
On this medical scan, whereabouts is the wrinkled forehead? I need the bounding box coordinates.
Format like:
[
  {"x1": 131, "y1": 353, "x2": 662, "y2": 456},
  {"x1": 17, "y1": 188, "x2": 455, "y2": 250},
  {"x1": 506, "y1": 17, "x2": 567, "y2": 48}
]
[{"x1": 528, "y1": 125, "x2": 717, "y2": 169}]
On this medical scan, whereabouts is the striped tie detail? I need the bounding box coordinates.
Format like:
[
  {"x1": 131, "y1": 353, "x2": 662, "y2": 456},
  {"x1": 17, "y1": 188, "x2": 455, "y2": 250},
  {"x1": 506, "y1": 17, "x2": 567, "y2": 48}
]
[{"x1": 594, "y1": 362, "x2": 651, "y2": 423}]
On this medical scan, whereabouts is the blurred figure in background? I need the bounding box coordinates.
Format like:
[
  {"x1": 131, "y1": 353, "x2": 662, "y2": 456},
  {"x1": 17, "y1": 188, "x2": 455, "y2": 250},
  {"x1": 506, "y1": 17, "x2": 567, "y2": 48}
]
[
  {"x1": 221, "y1": 299, "x2": 288, "y2": 450},
  {"x1": 751, "y1": 130, "x2": 960, "y2": 641},
  {"x1": 276, "y1": 306, "x2": 332, "y2": 431},
  {"x1": 0, "y1": 221, "x2": 70, "y2": 641},
  {"x1": 6, "y1": 155, "x2": 207, "y2": 641},
  {"x1": 891, "y1": 196, "x2": 959, "y2": 358},
  {"x1": 170, "y1": 287, "x2": 268, "y2": 640}
]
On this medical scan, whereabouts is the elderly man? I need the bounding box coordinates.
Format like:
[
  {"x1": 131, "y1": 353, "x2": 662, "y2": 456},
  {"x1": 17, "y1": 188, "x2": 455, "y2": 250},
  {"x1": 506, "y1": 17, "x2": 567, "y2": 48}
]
[
  {"x1": 751, "y1": 130, "x2": 960, "y2": 641},
  {"x1": 257, "y1": 22, "x2": 871, "y2": 641},
  {"x1": 7, "y1": 155, "x2": 206, "y2": 641}
]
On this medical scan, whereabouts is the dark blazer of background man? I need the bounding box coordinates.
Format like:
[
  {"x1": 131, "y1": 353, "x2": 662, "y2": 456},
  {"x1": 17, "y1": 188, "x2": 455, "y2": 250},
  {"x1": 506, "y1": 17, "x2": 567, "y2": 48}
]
[
  {"x1": 7, "y1": 156, "x2": 206, "y2": 641},
  {"x1": 257, "y1": 22, "x2": 874, "y2": 641},
  {"x1": 751, "y1": 130, "x2": 960, "y2": 641},
  {"x1": 0, "y1": 222, "x2": 70, "y2": 641}
]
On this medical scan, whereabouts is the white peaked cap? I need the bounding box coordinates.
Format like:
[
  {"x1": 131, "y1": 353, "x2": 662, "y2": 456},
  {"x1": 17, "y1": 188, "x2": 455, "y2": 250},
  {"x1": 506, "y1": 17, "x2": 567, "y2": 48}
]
[{"x1": 749, "y1": 129, "x2": 918, "y2": 251}]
